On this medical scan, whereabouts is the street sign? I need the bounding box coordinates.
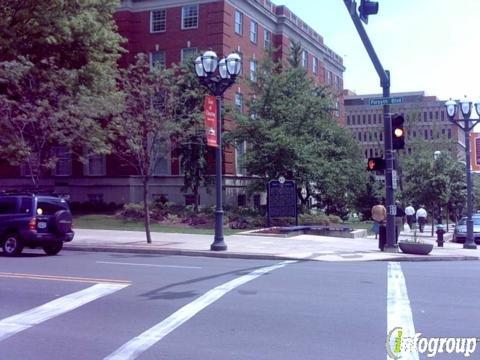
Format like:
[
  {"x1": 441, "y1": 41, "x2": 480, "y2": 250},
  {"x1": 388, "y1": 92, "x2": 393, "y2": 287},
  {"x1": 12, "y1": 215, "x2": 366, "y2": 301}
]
[{"x1": 368, "y1": 97, "x2": 403, "y2": 106}]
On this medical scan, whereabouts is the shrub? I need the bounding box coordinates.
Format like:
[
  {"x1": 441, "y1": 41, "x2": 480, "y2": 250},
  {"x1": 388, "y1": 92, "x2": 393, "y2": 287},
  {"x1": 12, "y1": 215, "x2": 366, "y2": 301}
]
[{"x1": 117, "y1": 202, "x2": 146, "y2": 220}]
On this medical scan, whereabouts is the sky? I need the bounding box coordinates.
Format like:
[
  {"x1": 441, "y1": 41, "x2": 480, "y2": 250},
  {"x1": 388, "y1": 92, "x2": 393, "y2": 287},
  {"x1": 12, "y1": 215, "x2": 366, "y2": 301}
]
[{"x1": 279, "y1": 0, "x2": 480, "y2": 102}]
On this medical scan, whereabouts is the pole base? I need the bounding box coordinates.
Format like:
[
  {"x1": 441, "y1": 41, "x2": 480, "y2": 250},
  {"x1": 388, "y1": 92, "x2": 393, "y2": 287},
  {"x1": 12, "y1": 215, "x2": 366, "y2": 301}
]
[
  {"x1": 383, "y1": 246, "x2": 398, "y2": 253},
  {"x1": 463, "y1": 242, "x2": 478, "y2": 250},
  {"x1": 210, "y1": 240, "x2": 227, "y2": 251}
]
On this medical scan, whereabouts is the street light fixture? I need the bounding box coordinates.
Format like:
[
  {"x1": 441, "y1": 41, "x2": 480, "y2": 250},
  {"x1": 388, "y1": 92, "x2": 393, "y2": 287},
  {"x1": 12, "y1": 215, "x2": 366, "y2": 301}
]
[
  {"x1": 444, "y1": 96, "x2": 480, "y2": 249},
  {"x1": 195, "y1": 50, "x2": 242, "y2": 251}
]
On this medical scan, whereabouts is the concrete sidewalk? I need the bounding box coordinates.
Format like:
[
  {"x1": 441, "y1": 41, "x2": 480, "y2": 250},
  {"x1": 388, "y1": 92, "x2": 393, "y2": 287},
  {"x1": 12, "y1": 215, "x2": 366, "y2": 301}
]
[{"x1": 64, "y1": 226, "x2": 480, "y2": 262}]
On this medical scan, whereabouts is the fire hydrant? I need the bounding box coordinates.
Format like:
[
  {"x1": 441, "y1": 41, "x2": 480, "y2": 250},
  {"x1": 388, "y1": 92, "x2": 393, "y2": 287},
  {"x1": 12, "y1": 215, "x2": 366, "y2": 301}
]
[{"x1": 436, "y1": 224, "x2": 445, "y2": 247}]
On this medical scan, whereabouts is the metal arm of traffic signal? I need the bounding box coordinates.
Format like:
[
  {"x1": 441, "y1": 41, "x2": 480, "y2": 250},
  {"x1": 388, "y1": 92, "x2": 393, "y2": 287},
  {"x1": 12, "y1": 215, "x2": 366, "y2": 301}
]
[{"x1": 343, "y1": 0, "x2": 397, "y2": 252}]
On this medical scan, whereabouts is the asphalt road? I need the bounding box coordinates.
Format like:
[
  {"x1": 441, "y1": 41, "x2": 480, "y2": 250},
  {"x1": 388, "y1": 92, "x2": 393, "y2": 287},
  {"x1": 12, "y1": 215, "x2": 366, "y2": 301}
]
[{"x1": 1, "y1": 250, "x2": 480, "y2": 359}]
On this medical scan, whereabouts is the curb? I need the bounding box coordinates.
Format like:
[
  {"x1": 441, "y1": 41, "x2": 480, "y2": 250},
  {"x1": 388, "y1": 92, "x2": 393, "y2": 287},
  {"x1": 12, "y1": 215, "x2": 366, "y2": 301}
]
[{"x1": 63, "y1": 245, "x2": 480, "y2": 262}]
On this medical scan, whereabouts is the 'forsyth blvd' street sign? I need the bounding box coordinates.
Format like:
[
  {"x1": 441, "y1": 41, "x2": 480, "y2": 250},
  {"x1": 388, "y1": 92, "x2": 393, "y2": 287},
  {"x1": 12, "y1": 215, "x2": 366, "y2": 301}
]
[{"x1": 368, "y1": 97, "x2": 403, "y2": 106}]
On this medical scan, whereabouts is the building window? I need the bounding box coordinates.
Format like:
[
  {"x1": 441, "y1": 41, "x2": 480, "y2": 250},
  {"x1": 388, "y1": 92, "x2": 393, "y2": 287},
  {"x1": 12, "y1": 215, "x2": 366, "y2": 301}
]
[
  {"x1": 352, "y1": 115, "x2": 356, "y2": 125},
  {"x1": 235, "y1": 10, "x2": 243, "y2": 35},
  {"x1": 235, "y1": 92, "x2": 243, "y2": 113},
  {"x1": 250, "y1": 21, "x2": 258, "y2": 43},
  {"x1": 264, "y1": 29, "x2": 272, "y2": 49},
  {"x1": 181, "y1": 47, "x2": 197, "y2": 63},
  {"x1": 152, "y1": 140, "x2": 170, "y2": 175},
  {"x1": 312, "y1": 57, "x2": 318, "y2": 75},
  {"x1": 347, "y1": 115, "x2": 350, "y2": 125},
  {"x1": 84, "y1": 151, "x2": 106, "y2": 176},
  {"x1": 53, "y1": 146, "x2": 71, "y2": 176},
  {"x1": 151, "y1": 9, "x2": 166, "y2": 33},
  {"x1": 237, "y1": 194, "x2": 247, "y2": 206},
  {"x1": 150, "y1": 51, "x2": 166, "y2": 68},
  {"x1": 367, "y1": 114, "x2": 371, "y2": 124},
  {"x1": 20, "y1": 153, "x2": 39, "y2": 177},
  {"x1": 362, "y1": 115, "x2": 366, "y2": 124},
  {"x1": 152, "y1": 90, "x2": 166, "y2": 113},
  {"x1": 182, "y1": 4, "x2": 198, "y2": 29},
  {"x1": 441, "y1": 111, "x2": 445, "y2": 120},
  {"x1": 235, "y1": 141, "x2": 247, "y2": 176},
  {"x1": 301, "y1": 50, "x2": 308, "y2": 68},
  {"x1": 447, "y1": 129, "x2": 452, "y2": 139},
  {"x1": 249, "y1": 60, "x2": 257, "y2": 82}
]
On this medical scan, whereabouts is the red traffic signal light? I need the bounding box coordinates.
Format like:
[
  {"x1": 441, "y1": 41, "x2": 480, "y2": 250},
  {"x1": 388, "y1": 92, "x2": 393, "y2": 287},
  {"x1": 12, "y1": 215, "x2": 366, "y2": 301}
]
[
  {"x1": 367, "y1": 157, "x2": 384, "y2": 171},
  {"x1": 359, "y1": 0, "x2": 379, "y2": 24},
  {"x1": 392, "y1": 113, "x2": 405, "y2": 150}
]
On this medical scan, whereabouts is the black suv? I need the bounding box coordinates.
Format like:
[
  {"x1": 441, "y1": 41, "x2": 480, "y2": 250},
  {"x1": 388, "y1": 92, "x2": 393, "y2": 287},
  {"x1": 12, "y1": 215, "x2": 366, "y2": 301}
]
[{"x1": 0, "y1": 192, "x2": 74, "y2": 256}]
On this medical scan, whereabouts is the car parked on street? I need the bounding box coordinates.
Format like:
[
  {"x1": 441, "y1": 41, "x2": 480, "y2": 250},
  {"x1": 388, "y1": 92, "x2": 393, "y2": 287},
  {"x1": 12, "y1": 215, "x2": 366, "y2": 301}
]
[
  {"x1": 452, "y1": 214, "x2": 480, "y2": 244},
  {"x1": 0, "y1": 191, "x2": 74, "y2": 256}
]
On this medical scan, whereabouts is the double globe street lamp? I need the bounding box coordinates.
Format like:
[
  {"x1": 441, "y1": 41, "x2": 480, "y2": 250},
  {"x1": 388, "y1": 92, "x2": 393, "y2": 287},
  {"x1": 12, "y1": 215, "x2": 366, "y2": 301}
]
[
  {"x1": 444, "y1": 97, "x2": 480, "y2": 249},
  {"x1": 194, "y1": 50, "x2": 241, "y2": 251}
]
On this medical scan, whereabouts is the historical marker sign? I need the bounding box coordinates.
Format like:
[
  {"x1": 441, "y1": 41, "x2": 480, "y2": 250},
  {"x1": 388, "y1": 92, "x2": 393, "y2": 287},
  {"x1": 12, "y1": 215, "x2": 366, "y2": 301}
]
[{"x1": 267, "y1": 179, "x2": 298, "y2": 226}]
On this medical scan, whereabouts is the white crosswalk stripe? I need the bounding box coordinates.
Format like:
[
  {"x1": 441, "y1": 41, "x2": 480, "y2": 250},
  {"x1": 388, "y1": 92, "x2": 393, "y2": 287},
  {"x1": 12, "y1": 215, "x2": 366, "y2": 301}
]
[{"x1": 0, "y1": 282, "x2": 129, "y2": 342}]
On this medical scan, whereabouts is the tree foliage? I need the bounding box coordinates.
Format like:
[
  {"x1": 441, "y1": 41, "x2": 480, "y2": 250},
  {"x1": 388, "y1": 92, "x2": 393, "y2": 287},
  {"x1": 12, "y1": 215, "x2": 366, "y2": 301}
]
[
  {"x1": 0, "y1": 0, "x2": 123, "y2": 186},
  {"x1": 227, "y1": 50, "x2": 364, "y2": 218}
]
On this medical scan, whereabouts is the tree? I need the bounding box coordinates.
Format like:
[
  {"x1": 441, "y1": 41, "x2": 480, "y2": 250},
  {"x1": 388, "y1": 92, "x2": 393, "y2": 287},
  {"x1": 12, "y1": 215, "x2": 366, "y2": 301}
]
[
  {"x1": 110, "y1": 54, "x2": 173, "y2": 244},
  {"x1": 0, "y1": 0, "x2": 122, "y2": 186},
  {"x1": 227, "y1": 50, "x2": 364, "y2": 218},
  {"x1": 401, "y1": 146, "x2": 466, "y2": 225},
  {"x1": 167, "y1": 61, "x2": 210, "y2": 212}
]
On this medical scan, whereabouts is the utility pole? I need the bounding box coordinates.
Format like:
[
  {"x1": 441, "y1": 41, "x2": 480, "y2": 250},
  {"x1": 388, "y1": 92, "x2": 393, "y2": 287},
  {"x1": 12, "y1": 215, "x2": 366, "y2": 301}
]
[{"x1": 343, "y1": 0, "x2": 397, "y2": 251}]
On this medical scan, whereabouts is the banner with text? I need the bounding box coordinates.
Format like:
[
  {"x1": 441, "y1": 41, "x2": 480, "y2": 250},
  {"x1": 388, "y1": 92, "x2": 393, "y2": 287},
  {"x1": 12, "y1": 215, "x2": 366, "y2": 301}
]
[{"x1": 204, "y1": 95, "x2": 218, "y2": 148}]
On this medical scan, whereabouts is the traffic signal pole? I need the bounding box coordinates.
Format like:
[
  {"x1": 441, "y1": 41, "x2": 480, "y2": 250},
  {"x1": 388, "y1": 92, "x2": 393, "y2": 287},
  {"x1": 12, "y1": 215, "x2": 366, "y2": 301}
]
[{"x1": 343, "y1": 0, "x2": 397, "y2": 251}]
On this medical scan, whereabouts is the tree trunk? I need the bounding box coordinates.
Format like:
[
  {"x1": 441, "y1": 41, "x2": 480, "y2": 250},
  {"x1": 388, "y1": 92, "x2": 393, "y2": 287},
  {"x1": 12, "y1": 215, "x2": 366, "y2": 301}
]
[{"x1": 143, "y1": 177, "x2": 152, "y2": 244}]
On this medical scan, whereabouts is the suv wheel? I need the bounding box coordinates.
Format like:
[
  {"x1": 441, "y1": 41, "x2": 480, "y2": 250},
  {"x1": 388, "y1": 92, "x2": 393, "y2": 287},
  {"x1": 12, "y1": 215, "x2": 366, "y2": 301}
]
[
  {"x1": 43, "y1": 242, "x2": 63, "y2": 256},
  {"x1": 2, "y1": 233, "x2": 24, "y2": 256}
]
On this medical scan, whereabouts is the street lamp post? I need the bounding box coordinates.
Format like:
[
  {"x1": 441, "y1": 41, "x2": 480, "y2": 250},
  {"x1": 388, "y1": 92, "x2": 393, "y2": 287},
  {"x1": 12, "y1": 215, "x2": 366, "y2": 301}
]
[
  {"x1": 194, "y1": 50, "x2": 242, "y2": 251},
  {"x1": 444, "y1": 97, "x2": 480, "y2": 249}
]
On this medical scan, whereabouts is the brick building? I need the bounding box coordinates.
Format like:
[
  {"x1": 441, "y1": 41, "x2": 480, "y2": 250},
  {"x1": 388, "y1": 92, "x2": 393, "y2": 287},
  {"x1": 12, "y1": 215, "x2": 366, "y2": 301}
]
[{"x1": 0, "y1": 0, "x2": 345, "y2": 207}]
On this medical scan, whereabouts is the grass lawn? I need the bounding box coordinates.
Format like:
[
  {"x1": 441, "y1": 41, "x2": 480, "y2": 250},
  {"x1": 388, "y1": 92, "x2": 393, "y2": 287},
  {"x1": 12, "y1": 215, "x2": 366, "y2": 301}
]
[{"x1": 73, "y1": 214, "x2": 241, "y2": 235}]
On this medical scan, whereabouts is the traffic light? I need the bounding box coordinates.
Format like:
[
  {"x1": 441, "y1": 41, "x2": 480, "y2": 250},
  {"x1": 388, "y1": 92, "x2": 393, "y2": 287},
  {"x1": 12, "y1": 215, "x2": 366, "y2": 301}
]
[
  {"x1": 367, "y1": 157, "x2": 384, "y2": 171},
  {"x1": 392, "y1": 113, "x2": 405, "y2": 150},
  {"x1": 358, "y1": 0, "x2": 379, "y2": 24}
]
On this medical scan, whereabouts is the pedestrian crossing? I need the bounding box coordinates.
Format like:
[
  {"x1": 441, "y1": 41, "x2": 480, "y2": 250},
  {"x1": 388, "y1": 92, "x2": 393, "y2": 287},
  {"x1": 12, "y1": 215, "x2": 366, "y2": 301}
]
[{"x1": 0, "y1": 263, "x2": 475, "y2": 360}]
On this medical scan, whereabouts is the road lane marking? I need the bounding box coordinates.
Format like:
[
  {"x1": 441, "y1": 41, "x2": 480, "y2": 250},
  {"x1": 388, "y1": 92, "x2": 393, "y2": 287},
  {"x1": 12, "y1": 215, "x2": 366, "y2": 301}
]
[
  {"x1": 104, "y1": 260, "x2": 297, "y2": 360},
  {"x1": 0, "y1": 272, "x2": 131, "y2": 284},
  {"x1": 387, "y1": 262, "x2": 418, "y2": 360},
  {"x1": 0, "y1": 283, "x2": 129, "y2": 342},
  {"x1": 96, "y1": 261, "x2": 202, "y2": 269}
]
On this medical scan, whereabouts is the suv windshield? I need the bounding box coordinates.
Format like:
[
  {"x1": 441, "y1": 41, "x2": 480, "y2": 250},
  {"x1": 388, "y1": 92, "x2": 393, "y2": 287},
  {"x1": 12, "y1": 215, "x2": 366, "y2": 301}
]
[{"x1": 37, "y1": 198, "x2": 68, "y2": 215}]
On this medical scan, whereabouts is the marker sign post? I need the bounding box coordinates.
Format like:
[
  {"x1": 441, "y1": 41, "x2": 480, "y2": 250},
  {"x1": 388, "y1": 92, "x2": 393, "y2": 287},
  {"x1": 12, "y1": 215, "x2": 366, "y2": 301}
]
[{"x1": 267, "y1": 179, "x2": 298, "y2": 227}]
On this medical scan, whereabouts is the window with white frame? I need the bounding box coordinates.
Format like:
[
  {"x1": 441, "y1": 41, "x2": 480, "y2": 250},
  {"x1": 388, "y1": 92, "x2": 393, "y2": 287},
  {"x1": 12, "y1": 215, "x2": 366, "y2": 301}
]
[
  {"x1": 264, "y1": 29, "x2": 272, "y2": 49},
  {"x1": 235, "y1": 92, "x2": 243, "y2": 113},
  {"x1": 150, "y1": 51, "x2": 166, "y2": 68},
  {"x1": 20, "y1": 152, "x2": 39, "y2": 177},
  {"x1": 181, "y1": 47, "x2": 197, "y2": 63},
  {"x1": 152, "y1": 90, "x2": 166, "y2": 113},
  {"x1": 250, "y1": 21, "x2": 258, "y2": 43},
  {"x1": 151, "y1": 139, "x2": 170, "y2": 175},
  {"x1": 249, "y1": 60, "x2": 257, "y2": 82},
  {"x1": 312, "y1": 57, "x2": 318, "y2": 75},
  {"x1": 53, "y1": 146, "x2": 71, "y2": 176},
  {"x1": 83, "y1": 149, "x2": 106, "y2": 176},
  {"x1": 301, "y1": 50, "x2": 308, "y2": 68},
  {"x1": 151, "y1": 9, "x2": 166, "y2": 33},
  {"x1": 182, "y1": 4, "x2": 198, "y2": 29},
  {"x1": 235, "y1": 141, "x2": 247, "y2": 176},
  {"x1": 235, "y1": 10, "x2": 243, "y2": 35}
]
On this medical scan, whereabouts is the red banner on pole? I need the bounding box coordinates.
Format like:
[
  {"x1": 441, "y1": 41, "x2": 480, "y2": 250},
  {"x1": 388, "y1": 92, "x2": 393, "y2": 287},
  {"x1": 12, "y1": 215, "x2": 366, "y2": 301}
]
[{"x1": 204, "y1": 95, "x2": 218, "y2": 147}]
